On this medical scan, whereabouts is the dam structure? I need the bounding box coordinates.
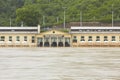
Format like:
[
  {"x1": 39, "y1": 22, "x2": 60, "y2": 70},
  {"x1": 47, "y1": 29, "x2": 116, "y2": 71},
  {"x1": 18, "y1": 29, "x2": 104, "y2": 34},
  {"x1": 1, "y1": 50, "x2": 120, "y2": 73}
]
[{"x1": 0, "y1": 25, "x2": 120, "y2": 47}]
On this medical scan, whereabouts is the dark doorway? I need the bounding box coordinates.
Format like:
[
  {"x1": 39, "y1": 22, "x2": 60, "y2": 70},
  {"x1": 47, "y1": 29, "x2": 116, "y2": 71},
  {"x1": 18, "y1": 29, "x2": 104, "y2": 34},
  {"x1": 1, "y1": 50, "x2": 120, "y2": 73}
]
[
  {"x1": 37, "y1": 38, "x2": 43, "y2": 47},
  {"x1": 65, "y1": 38, "x2": 70, "y2": 47},
  {"x1": 44, "y1": 42, "x2": 50, "y2": 47},
  {"x1": 65, "y1": 42, "x2": 70, "y2": 47},
  {"x1": 58, "y1": 42, "x2": 63, "y2": 47},
  {"x1": 39, "y1": 42, "x2": 43, "y2": 47},
  {"x1": 51, "y1": 37, "x2": 57, "y2": 47},
  {"x1": 51, "y1": 42, "x2": 57, "y2": 47}
]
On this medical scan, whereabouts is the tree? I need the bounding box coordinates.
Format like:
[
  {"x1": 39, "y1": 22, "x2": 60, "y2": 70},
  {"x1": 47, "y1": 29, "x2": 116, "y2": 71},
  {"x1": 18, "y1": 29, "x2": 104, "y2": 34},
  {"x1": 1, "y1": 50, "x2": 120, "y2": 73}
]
[
  {"x1": 0, "y1": 0, "x2": 120, "y2": 26},
  {"x1": 16, "y1": 5, "x2": 40, "y2": 26}
]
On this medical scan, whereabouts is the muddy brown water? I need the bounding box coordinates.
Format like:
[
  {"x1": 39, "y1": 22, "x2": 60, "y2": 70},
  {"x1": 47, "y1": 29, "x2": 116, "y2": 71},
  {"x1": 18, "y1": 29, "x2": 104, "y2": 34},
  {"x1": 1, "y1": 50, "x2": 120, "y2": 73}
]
[{"x1": 0, "y1": 48, "x2": 120, "y2": 80}]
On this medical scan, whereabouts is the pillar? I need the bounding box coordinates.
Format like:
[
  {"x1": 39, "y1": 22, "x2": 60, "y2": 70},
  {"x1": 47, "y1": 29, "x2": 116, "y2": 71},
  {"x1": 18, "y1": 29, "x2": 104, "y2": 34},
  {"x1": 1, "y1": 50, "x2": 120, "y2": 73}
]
[
  {"x1": 70, "y1": 37, "x2": 73, "y2": 47},
  {"x1": 50, "y1": 36, "x2": 51, "y2": 47},
  {"x1": 63, "y1": 37, "x2": 65, "y2": 47},
  {"x1": 43, "y1": 37, "x2": 44, "y2": 47},
  {"x1": 57, "y1": 36, "x2": 58, "y2": 47}
]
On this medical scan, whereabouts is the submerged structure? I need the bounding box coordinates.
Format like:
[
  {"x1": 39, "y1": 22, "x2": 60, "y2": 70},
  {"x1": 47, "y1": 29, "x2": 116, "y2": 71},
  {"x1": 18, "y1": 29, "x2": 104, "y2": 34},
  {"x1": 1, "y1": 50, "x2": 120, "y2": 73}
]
[{"x1": 0, "y1": 25, "x2": 120, "y2": 47}]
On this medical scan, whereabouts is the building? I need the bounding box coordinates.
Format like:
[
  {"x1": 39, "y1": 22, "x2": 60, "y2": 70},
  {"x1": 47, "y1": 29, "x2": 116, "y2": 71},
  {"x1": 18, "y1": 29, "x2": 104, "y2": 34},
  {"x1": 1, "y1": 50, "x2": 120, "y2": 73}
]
[
  {"x1": 0, "y1": 25, "x2": 120, "y2": 47},
  {"x1": 71, "y1": 26, "x2": 120, "y2": 47},
  {"x1": 0, "y1": 26, "x2": 39, "y2": 47}
]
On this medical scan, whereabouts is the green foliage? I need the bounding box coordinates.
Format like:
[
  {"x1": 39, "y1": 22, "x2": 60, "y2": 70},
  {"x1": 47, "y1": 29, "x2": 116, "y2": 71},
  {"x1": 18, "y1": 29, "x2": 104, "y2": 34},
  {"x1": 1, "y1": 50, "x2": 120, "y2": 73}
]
[
  {"x1": 0, "y1": 0, "x2": 24, "y2": 26},
  {"x1": 16, "y1": 5, "x2": 40, "y2": 26},
  {"x1": 0, "y1": 0, "x2": 120, "y2": 26}
]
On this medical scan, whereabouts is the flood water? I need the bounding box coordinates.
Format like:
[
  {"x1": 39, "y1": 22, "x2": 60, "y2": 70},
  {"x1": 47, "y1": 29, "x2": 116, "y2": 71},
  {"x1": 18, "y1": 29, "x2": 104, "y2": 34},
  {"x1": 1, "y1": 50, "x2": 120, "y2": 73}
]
[{"x1": 0, "y1": 48, "x2": 120, "y2": 80}]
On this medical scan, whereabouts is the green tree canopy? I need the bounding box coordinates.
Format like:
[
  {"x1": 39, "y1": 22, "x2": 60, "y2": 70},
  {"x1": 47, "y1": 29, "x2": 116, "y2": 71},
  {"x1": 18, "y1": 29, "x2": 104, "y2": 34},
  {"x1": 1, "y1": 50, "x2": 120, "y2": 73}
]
[
  {"x1": 0, "y1": 0, "x2": 120, "y2": 26},
  {"x1": 16, "y1": 5, "x2": 40, "y2": 26}
]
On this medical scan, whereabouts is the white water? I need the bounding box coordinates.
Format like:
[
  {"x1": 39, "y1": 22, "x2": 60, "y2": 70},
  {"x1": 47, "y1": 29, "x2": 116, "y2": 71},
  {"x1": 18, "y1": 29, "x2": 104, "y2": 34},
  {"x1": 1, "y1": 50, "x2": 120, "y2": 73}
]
[{"x1": 0, "y1": 48, "x2": 120, "y2": 80}]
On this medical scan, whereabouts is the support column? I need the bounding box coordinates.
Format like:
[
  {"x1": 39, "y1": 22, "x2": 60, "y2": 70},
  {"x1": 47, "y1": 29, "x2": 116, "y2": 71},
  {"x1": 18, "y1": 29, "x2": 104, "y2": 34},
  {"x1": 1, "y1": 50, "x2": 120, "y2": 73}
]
[
  {"x1": 69, "y1": 38, "x2": 71, "y2": 47},
  {"x1": 50, "y1": 36, "x2": 51, "y2": 47},
  {"x1": 43, "y1": 37, "x2": 44, "y2": 47},
  {"x1": 63, "y1": 37, "x2": 65, "y2": 47},
  {"x1": 57, "y1": 36, "x2": 58, "y2": 47},
  {"x1": 70, "y1": 37, "x2": 73, "y2": 47}
]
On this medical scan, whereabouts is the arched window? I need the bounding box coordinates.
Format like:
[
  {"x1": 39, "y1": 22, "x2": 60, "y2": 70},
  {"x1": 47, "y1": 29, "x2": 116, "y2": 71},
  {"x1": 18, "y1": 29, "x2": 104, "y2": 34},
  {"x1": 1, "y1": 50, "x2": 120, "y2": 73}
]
[
  {"x1": 88, "y1": 36, "x2": 92, "y2": 41},
  {"x1": 111, "y1": 36, "x2": 116, "y2": 41},
  {"x1": 104, "y1": 36, "x2": 108, "y2": 41},
  {"x1": 80, "y1": 36, "x2": 85, "y2": 41},
  {"x1": 73, "y1": 36, "x2": 77, "y2": 43},
  {"x1": 96, "y1": 36, "x2": 100, "y2": 41}
]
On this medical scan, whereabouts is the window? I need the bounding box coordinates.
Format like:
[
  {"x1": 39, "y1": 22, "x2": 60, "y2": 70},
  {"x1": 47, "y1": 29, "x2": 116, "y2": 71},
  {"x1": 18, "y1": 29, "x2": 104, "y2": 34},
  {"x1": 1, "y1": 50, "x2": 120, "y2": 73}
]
[
  {"x1": 79, "y1": 30, "x2": 82, "y2": 32},
  {"x1": 16, "y1": 36, "x2": 20, "y2": 41},
  {"x1": 9, "y1": 36, "x2": 12, "y2": 41},
  {"x1": 87, "y1": 30, "x2": 90, "y2": 32},
  {"x1": 104, "y1": 36, "x2": 108, "y2": 41},
  {"x1": 80, "y1": 36, "x2": 85, "y2": 41},
  {"x1": 24, "y1": 36, "x2": 27, "y2": 41},
  {"x1": 0, "y1": 36, "x2": 5, "y2": 41},
  {"x1": 110, "y1": 30, "x2": 113, "y2": 32},
  {"x1": 88, "y1": 36, "x2": 92, "y2": 41},
  {"x1": 112, "y1": 36, "x2": 116, "y2": 41},
  {"x1": 98, "y1": 30, "x2": 101, "y2": 32},
  {"x1": 73, "y1": 36, "x2": 76, "y2": 39},
  {"x1": 96, "y1": 36, "x2": 100, "y2": 41},
  {"x1": 73, "y1": 36, "x2": 77, "y2": 43},
  {"x1": 32, "y1": 36, "x2": 35, "y2": 43}
]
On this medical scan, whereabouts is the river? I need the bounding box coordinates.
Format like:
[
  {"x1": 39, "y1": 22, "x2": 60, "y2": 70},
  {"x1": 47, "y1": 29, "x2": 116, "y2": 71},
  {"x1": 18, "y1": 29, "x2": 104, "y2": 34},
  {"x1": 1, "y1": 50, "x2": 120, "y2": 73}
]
[{"x1": 0, "y1": 48, "x2": 120, "y2": 80}]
